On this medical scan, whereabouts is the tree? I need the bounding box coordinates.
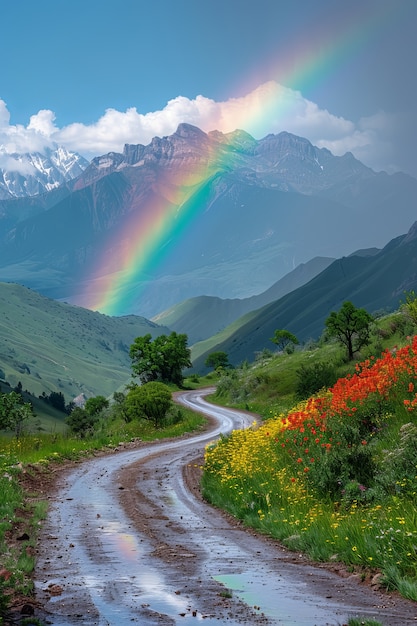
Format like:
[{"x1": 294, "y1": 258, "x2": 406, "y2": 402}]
[
  {"x1": 130, "y1": 332, "x2": 192, "y2": 386},
  {"x1": 41, "y1": 391, "x2": 72, "y2": 414},
  {"x1": 66, "y1": 407, "x2": 99, "y2": 438},
  {"x1": 0, "y1": 391, "x2": 33, "y2": 438},
  {"x1": 125, "y1": 382, "x2": 172, "y2": 427},
  {"x1": 325, "y1": 301, "x2": 373, "y2": 360},
  {"x1": 85, "y1": 395, "x2": 109, "y2": 416},
  {"x1": 270, "y1": 329, "x2": 299, "y2": 352},
  {"x1": 205, "y1": 351, "x2": 230, "y2": 371}
]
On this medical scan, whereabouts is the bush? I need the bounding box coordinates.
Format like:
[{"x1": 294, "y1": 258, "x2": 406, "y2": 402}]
[
  {"x1": 125, "y1": 382, "x2": 172, "y2": 427},
  {"x1": 66, "y1": 407, "x2": 99, "y2": 438},
  {"x1": 296, "y1": 361, "x2": 338, "y2": 399}
]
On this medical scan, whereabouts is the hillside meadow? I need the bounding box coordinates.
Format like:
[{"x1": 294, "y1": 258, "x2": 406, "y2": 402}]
[{"x1": 202, "y1": 310, "x2": 417, "y2": 604}]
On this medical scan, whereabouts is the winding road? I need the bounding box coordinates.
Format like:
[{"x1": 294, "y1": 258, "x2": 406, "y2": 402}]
[{"x1": 34, "y1": 389, "x2": 417, "y2": 625}]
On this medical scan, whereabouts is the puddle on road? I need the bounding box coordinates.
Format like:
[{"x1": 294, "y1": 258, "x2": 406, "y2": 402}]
[{"x1": 214, "y1": 571, "x2": 378, "y2": 626}]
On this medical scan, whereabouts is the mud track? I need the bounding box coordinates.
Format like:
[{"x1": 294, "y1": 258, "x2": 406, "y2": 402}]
[{"x1": 29, "y1": 390, "x2": 417, "y2": 625}]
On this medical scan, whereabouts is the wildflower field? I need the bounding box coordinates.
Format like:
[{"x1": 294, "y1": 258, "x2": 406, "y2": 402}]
[{"x1": 202, "y1": 336, "x2": 417, "y2": 600}]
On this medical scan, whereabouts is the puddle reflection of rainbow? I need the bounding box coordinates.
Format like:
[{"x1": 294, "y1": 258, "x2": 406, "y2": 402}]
[{"x1": 111, "y1": 532, "x2": 139, "y2": 562}]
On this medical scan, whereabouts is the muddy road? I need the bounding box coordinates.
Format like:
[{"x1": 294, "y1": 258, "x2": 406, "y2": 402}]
[{"x1": 34, "y1": 389, "x2": 417, "y2": 625}]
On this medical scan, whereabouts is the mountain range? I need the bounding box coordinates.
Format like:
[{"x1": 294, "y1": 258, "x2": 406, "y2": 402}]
[
  {"x1": 0, "y1": 124, "x2": 416, "y2": 319},
  {"x1": 0, "y1": 145, "x2": 88, "y2": 199}
]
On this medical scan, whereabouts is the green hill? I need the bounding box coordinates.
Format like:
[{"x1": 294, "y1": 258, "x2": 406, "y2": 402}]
[{"x1": 0, "y1": 282, "x2": 169, "y2": 403}]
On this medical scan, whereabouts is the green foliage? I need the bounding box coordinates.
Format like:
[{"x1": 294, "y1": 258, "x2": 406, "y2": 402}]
[
  {"x1": 85, "y1": 395, "x2": 109, "y2": 416},
  {"x1": 130, "y1": 332, "x2": 191, "y2": 386},
  {"x1": 378, "y1": 422, "x2": 417, "y2": 497},
  {"x1": 66, "y1": 407, "x2": 99, "y2": 438},
  {"x1": 40, "y1": 390, "x2": 72, "y2": 414},
  {"x1": 0, "y1": 391, "x2": 33, "y2": 438},
  {"x1": 348, "y1": 617, "x2": 384, "y2": 626},
  {"x1": 270, "y1": 329, "x2": 299, "y2": 352},
  {"x1": 325, "y1": 301, "x2": 373, "y2": 360},
  {"x1": 125, "y1": 382, "x2": 172, "y2": 427},
  {"x1": 401, "y1": 290, "x2": 417, "y2": 326},
  {"x1": 205, "y1": 351, "x2": 230, "y2": 371},
  {"x1": 296, "y1": 361, "x2": 339, "y2": 399}
]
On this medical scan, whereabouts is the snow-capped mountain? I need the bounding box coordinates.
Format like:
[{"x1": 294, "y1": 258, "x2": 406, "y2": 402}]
[{"x1": 0, "y1": 146, "x2": 89, "y2": 199}]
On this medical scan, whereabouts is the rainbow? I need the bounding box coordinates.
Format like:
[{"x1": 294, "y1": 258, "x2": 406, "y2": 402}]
[{"x1": 78, "y1": 2, "x2": 398, "y2": 317}]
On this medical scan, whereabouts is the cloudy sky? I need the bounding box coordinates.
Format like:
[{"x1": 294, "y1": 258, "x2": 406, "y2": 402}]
[{"x1": 0, "y1": 0, "x2": 416, "y2": 177}]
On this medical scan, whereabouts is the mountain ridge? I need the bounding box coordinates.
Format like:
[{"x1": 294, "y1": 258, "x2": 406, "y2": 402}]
[
  {"x1": 0, "y1": 124, "x2": 416, "y2": 318},
  {"x1": 191, "y1": 221, "x2": 417, "y2": 370}
]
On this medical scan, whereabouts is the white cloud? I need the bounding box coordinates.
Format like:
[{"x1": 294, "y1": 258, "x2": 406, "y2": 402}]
[
  {"x1": 0, "y1": 154, "x2": 36, "y2": 175},
  {"x1": 0, "y1": 82, "x2": 406, "y2": 175},
  {"x1": 0, "y1": 100, "x2": 55, "y2": 155}
]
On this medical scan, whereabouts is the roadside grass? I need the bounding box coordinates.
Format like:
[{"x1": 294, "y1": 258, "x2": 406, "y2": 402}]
[
  {"x1": 201, "y1": 324, "x2": 417, "y2": 602},
  {"x1": 0, "y1": 403, "x2": 206, "y2": 618},
  {"x1": 348, "y1": 617, "x2": 384, "y2": 626}
]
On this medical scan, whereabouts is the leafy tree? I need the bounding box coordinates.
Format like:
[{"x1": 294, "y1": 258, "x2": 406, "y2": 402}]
[
  {"x1": 325, "y1": 301, "x2": 373, "y2": 360},
  {"x1": 270, "y1": 329, "x2": 299, "y2": 352},
  {"x1": 0, "y1": 391, "x2": 33, "y2": 438},
  {"x1": 129, "y1": 334, "x2": 159, "y2": 384},
  {"x1": 130, "y1": 332, "x2": 191, "y2": 386},
  {"x1": 85, "y1": 395, "x2": 109, "y2": 416},
  {"x1": 125, "y1": 382, "x2": 172, "y2": 427},
  {"x1": 205, "y1": 351, "x2": 230, "y2": 371},
  {"x1": 66, "y1": 407, "x2": 99, "y2": 438}
]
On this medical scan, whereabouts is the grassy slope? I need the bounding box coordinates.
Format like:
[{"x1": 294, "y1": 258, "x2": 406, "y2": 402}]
[
  {"x1": 0, "y1": 282, "x2": 170, "y2": 403},
  {"x1": 194, "y1": 310, "x2": 409, "y2": 418}
]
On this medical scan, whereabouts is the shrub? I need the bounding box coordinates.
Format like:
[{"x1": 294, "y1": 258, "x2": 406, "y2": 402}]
[{"x1": 296, "y1": 361, "x2": 338, "y2": 399}]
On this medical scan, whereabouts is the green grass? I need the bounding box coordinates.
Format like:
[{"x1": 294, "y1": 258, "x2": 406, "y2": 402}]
[{"x1": 348, "y1": 617, "x2": 384, "y2": 626}]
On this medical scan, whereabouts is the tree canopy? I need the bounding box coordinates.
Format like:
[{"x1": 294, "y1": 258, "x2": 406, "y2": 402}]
[
  {"x1": 85, "y1": 395, "x2": 109, "y2": 416},
  {"x1": 66, "y1": 407, "x2": 99, "y2": 438},
  {"x1": 325, "y1": 301, "x2": 373, "y2": 360},
  {"x1": 129, "y1": 332, "x2": 191, "y2": 386},
  {"x1": 270, "y1": 329, "x2": 299, "y2": 352},
  {"x1": 0, "y1": 391, "x2": 33, "y2": 438},
  {"x1": 205, "y1": 351, "x2": 230, "y2": 371}
]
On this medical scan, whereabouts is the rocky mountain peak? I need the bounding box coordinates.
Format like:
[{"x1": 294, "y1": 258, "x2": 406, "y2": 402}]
[
  {"x1": 173, "y1": 123, "x2": 208, "y2": 140},
  {"x1": 0, "y1": 146, "x2": 88, "y2": 199}
]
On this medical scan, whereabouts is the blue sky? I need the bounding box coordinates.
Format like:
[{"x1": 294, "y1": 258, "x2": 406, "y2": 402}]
[{"x1": 0, "y1": 0, "x2": 416, "y2": 177}]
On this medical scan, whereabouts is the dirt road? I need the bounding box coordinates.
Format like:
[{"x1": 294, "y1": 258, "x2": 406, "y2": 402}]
[{"x1": 33, "y1": 390, "x2": 417, "y2": 625}]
